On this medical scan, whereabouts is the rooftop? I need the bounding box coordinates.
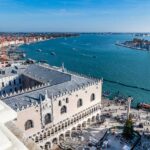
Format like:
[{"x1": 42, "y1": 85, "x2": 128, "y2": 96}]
[
  {"x1": 22, "y1": 64, "x2": 71, "y2": 84},
  {"x1": 0, "y1": 64, "x2": 27, "y2": 78},
  {"x1": 1, "y1": 63, "x2": 99, "y2": 111}
]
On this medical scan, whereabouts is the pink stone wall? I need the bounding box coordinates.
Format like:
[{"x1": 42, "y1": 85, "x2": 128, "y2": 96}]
[{"x1": 15, "y1": 105, "x2": 42, "y2": 137}]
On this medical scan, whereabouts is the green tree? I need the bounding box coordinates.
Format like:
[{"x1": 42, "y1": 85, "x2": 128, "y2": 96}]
[{"x1": 122, "y1": 115, "x2": 134, "y2": 139}]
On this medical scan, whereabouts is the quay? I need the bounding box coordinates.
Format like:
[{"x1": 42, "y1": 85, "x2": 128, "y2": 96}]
[
  {"x1": 56, "y1": 97, "x2": 150, "y2": 150},
  {"x1": 0, "y1": 60, "x2": 149, "y2": 150}
]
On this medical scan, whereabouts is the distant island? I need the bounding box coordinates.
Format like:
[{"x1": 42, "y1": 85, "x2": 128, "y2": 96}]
[
  {"x1": 135, "y1": 33, "x2": 150, "y2": 37},
  {"x1": 116, "y1": 38, "x2": 150, "y2": 51}
]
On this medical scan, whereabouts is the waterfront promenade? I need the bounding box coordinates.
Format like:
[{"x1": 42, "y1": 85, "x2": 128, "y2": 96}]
[{"x1": 55, "y1": 97, "x2": 150, "y2": 150}]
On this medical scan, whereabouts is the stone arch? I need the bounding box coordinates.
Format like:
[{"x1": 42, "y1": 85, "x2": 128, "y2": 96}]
[
  {"x1": 82, "y1": 113, "x2": 84, "y2": 118},
  {"x1": 71, "y1": 119, "x2": 73, "y2": 124},
  {"x1": 45, "y1": 142, "x2": 51, "y2": 150},
  {"x1": 65, "y1": 122, "x2": 68, "y2": 127},
  {"x1": 87, "y1": 110, "x2": 90, "y2": 115},
  {"x1": 58, "y1": 125, "x2": 61, "y2": 131},
  {"x1": 72, "y1": 127, "x2": 76, "y2": 131},
  {"x1": 74, "y1": 117, "x2": 76, "y2": 122},
  {"x1": 39, "y1": 134, "x2": 43, "y2": 141},
  {"x1": 77, "y1": 124, "x2": 82, "y2": 130},
  {"x1": 85, "y1": 111, "x2": 88, "y2": 116},
  {"x1": 87, "y1": 118, "x2": 91, "y2": 125},
  {"x1": 79, "y1": 114, "x2": 82, "y2": 119},
  {"x1": 92, "y1": 116, "x2": 96, "y2": 122},
  {"x1": 62, "y1": 123, "x2": 65, "y2": 129},
  {"x1": 52, "y1": 138, "x2": 58, "y2": 144},
  {"x1": 55, "y1": 127, "x2": 58, "y2": 133},
  {"x1": 60, "y1": 105, "x2": 67, "y2": 114},
  {"x1": 96, "y1": 113, "x2": 100, "y2": 121},
  {"x1": 35, "y1": 136, "x2": 39, "y2": 143},
  {"x1": 82, "y1": 121, "x2": 86, "y2": 128},
  {"x1": 71, "y1": 127, "x2": 76, "y2": 137},
  {"x1": 25, "y1": 120, "x2": 34, "y2": 130},
  {"x1": 44, "y1": 113, "x2": 52, "y2": 125},
  {"x1": 47, "y1": 130, "x2": 50, "y2": 136},
  {"x1": 43, "y1": 132, "x2": 47, "y2": 139},
  {"x1": 51, "y1": 128, "x2": 54, "y2": 135},
  {"x1": 59, "y1": 134, "x2": 64, "y2": 143},
  {"x1": 65, "y1": 130, "x2": 70, "y2": 138},
  {"x1": 90, "y1": 109, "x2": 92, "y2": 113},
  {"x1": 68, "y1": 120, "x2": 70, "y2": 126}
]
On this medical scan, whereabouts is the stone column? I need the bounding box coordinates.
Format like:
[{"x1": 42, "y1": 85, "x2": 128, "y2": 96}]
[{"x1": 127, "y1": 96, "x2": 132, "y2": 119}]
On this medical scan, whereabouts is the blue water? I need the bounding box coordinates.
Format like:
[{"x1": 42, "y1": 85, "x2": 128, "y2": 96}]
[{"x1": 20, "y1": 34, "x2": 150, "y2": 106}]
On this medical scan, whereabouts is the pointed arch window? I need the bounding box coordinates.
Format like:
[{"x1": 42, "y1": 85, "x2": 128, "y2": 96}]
[
  {"x1": 25, "y1": 120, "x2": 34, "y2": 130},
  {"x1": 91, "y1": 93, "x2": 95, "y2": 101},
  {"x1": 77, "y1": 99, "x2": 83, "y2": 107},
  {"x1": 44, "y1": 113, "x2": 52, "y2": 125},
  {"x1": 58, "y1": 100, "x2": 62, "y2": 106},
  {"x1": 61, "y1": 105, "x2": 67, "y2": 114}
]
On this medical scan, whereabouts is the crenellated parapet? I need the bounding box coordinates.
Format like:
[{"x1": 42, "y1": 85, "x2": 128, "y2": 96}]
[
  {"x1": 0, "y1": 64, "x2": 102, "y2": 112},
  {"x1": 0, "y1": 82, "x2": 52, "y2": 100},
  {"x1": 48, "y1": 79, "x2": 101, "y2": 101}
]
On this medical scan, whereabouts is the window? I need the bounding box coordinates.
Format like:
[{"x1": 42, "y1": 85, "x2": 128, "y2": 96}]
[
  {"x1": 9, "y1": 81, "x2": 11, "y2": 86},
  {"x1": 19, "y1": 78, "x2": 22, "y2": 84},
  {"x1": 91, "y1": 93, "x2": 95, "y2": 101},
  {"x1": 58, "y1": 100, "x2": 62, "y2": 106},
  {"x1": 44, "y1": 113, "x2": 52, "y2": 125},
  {"x1": 15, "y1": 87, "x2": 17, "y2": 92},
  {"x1": 20, "y1": 86, "x2": 22, "y2": 90},
  {"x1": 25, "y1": 120, "x2": 34, "y2": 130},
  {"x1": 77, "y1": 99, "x2": 83, "y2": 107},
  {"x1": 10, "y1": 89, "x2": 12, "y2": 93},
  {"x1": 61, "y1": 105, "x2": 67, "y2": 114},
  {"x1": 14, "y1": 80, "x2": 16, "y2": 85},
  {"x1": 66, "y1": 98, "x2": 69, "y2": 103},
  {"x1": 3, "y1": 90, "x2": 6, "y2": 95}
]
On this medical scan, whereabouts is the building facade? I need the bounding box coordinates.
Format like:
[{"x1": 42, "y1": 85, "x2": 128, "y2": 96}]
[{"x1": 0, "y1": 63, "x2": 102, "y2": 150}]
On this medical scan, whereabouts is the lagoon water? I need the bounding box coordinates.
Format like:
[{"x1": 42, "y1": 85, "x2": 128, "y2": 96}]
[{"x1": 20, "y1": 34, "x2": 150, "y2": 106}]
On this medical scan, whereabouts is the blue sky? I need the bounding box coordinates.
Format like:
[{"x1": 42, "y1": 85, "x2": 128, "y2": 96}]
[{"x1": 0, "y1": 0, "x2": 150, "y2": 32}]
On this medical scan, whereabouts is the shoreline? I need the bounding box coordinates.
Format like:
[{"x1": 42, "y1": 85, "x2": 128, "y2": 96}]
[
  {"x1": 0, "y1": 34, "x2": 80, "y2": 67},
  {"x1": 115, "y1": 42, "x2": 149, "y2": 51},
  {"x1": 1, "y1": 34, "x2": 80, "y2": 49}
]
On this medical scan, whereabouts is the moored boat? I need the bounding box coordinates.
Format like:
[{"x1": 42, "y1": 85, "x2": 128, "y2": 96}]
[
  {"x1": 137, "y1": 102, "x2": 150, "y2": 109},
  {"x1": 37, "y1": 49, "x2": 42, "y2": 52},
  {"x1": 50, "y1": 52, "x2": 56, "y2": 56}
]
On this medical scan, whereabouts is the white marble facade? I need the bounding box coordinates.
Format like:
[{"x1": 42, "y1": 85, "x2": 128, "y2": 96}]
[{"x1": 0, "y1": 64, "x2": 102, "y2": 150}]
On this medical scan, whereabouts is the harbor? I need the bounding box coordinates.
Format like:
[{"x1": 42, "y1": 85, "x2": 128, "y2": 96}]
[
  {"x1": 1, "y1": 33, "x2": 150, "y2": 107},
  {"x1": 17, "y1": 33, "x2": 150, "y2": 107}
]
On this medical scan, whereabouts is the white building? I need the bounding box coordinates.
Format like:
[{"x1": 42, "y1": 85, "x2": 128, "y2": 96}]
[{"x1": 1, "y1": 63, "x2": 102, "y2": 150}]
